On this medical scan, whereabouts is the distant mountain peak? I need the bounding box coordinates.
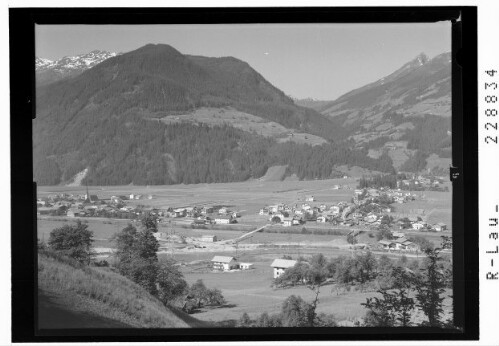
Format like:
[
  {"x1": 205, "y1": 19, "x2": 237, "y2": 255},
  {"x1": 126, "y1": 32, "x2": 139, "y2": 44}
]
[
  {"x1": 36, "y1": 50, "x2": 117, "y2": 72},
  {"x1": 36, "y1": 50, "x2": 119, "y2": 86}
]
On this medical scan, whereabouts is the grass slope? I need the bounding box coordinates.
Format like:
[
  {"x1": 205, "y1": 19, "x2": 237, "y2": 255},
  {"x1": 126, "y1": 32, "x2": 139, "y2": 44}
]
[{"x1": 38, "y1": 251, "x2": 209, "y2": 328}]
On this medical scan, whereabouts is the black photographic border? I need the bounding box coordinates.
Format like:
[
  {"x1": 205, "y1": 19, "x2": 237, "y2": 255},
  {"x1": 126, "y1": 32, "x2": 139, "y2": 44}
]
[{"x1": 10, "y1": 6, "x2": 478, "y2": 342}]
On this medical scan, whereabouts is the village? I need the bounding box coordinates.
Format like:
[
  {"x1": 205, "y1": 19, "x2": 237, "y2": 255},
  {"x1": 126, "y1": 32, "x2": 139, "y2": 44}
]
[{"x1": 37, "y1": 173, "x2": 451, "y2": 270}]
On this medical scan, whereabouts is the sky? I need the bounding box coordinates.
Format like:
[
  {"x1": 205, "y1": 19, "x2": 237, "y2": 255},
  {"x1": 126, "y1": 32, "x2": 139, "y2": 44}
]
[{"x1": 36, "y1": 23, "x2": 451, "y2": 100}]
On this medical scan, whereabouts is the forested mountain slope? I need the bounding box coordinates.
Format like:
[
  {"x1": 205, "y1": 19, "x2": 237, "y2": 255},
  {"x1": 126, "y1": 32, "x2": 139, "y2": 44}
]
[{"x1": 34, "y1": 44, "x2": 394, "y2": 185}]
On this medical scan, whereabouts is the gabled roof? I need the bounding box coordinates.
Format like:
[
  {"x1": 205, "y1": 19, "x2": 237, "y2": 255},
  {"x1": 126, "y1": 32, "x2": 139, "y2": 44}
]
[
  {"x1": 270, "y1": 259, "x2": 297, "y2": 268},
  {"x1": 211, "y1": 256, "x2": 236, "y2": 263},
  {"x1": 378, "y1": 240, "x2": 394, "y2": 245}
]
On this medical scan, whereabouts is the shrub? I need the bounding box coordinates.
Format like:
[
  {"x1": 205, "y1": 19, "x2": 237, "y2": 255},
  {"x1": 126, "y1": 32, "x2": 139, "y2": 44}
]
[{"x1": 48, "y1": 220, "x2": 94, "y2": 265}]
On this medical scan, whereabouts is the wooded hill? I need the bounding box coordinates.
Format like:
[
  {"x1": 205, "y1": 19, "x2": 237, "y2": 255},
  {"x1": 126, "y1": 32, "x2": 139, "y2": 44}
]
[{"x1": 34, "y1": 44, "x2": 393, "y2": 185}]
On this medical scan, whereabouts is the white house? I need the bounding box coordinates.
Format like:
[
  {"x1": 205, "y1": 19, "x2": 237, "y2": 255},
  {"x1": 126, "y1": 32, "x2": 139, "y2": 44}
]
[
  {"x1": 330, "y1": 206, "x2": 340, "y2": 215},
  {"x1": 364, "y1": 214, "x2": 378, "y2": 223},
  {"x1": 281, "y1": 217, "x2": 293, "y2": 227},
  {"x1": 316, "y1": 215, "x2": 327, "y2": 223},
  {"x1": 433, "y1": 223, "x2": 447, "y2": 232},
  {"x1": 173, "y1": 208, "x2": 186, "y2": 218},
  {"x1": 200, "y1": 235, "x2": 217, "y2": 242},
  {"x1": 305, "y1": 196, "x2": 315, "y2": 202},
  {"x1": 211, "y1": 256, "x2": 238, "y2": 271},
  {"x1": 218, "y1": 207, "x2": 228, "y2": 215},
  {"x1": 66, "y1": 208, "x2": 81, "y2": 218},
  {"x1": 268, "y1": 205, "x2": 279, "y2": 213},
  {"x1": 259, "y1": 208, "x2": 269, "y2": 215},
  {"x1": 239, "y1": 263, "x2": 254, "y2": 270},
  {"x1": 379, "y1": 240, "x2": 396, "y2": 250},
  {"x1": 412, "y1": 222, "x2": 426, "y2": 230},
  {"x1": 270, "y1": 259, "x2": 297, "y2": 279},
  {"x1": 215, "y1": 216, "x2": 235, "y2": 224}
]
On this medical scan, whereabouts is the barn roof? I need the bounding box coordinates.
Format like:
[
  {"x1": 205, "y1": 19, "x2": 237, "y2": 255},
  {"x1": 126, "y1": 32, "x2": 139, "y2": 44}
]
[
  {"x1": 270, "y1": 259, "x2": 297, "y2": 268},
  {"x1": 211, "y1": 256, "x2": 236, "y2": 263}
]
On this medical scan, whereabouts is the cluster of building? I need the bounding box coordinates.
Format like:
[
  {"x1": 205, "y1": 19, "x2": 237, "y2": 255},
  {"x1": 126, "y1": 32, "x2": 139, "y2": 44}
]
[
  {"x1": 258, "y1": 189, "x2": 409, "y2": 228},
  {"x1": 210, "y1": 256, "x2": 296, "y2": 279},
  {"x1": 36, "y1": 190, "x2": 244, "y2": 226},
  {"x1": 36, "y1": 191, "x2": 155, "y2": 219},
  {"x1": 397, "y1": 174, "x2": 447, "y2": 191}
]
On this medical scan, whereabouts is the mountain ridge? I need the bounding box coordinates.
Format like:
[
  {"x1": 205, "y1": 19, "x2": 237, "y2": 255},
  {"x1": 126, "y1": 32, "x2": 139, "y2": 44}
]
[{"x1": 36, "y1": 50, "x2": 118, "y2": 86}]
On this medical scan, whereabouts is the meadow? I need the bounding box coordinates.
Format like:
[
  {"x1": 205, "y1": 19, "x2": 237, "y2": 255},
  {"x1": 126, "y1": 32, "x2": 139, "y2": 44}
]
[{"x1": 37, "y1": 178, "x2": 453, "y2": 324}]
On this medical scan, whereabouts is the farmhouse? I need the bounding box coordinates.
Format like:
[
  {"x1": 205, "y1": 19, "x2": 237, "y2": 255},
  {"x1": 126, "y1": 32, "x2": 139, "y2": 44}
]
[
  {"x1": 412, "y1": 222, "x2": 426, "y2": 230},
  {"x1": 66, "y1": 208, "x2": 81, "y2": 218},
  {"x1": 316, "y1": 215, "x2": 327, "y2": 223},
  {"x1": 214, "y1": 215, "x2": 235, "y2": 224},
  {"x1": 199, "y1": 235, "x2": 217, "y2": 242},
  {"x1": 378, "y1": 240, "x2": 395, "y2": 250},
  {"x1": 270, "y1": 258, "x2": 297, "y2": 279},
  {"x1": 173, "y1": 208, "x2": 186, "y2": 218},
  {"x1": 305, "y1": 196, "x2": 315, "y2": 202},
  {"x1": 239, "y1": 263, "x2": 254, "y2": 270},
  {"x1": 433, "y1": 223, "x2": 447, "y2": 232},
  {"x1": 281, "y1": 217, "x2": 293, "y2": 227},
  {"x1": 211, "y1": 256, "x2": 238, "y2": 271},
  {"x1": 191, "y1": 219, "x2": 208, "y2": 227},
  {"x1": 330, "y1": 206, "x2": 340, "y2": 215}
]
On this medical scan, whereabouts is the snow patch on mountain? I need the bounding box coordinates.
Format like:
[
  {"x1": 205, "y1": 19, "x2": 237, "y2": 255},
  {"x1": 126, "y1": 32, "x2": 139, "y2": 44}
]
[{"x1": 36, "y1": 50, "x2": 117, "y2": 72}]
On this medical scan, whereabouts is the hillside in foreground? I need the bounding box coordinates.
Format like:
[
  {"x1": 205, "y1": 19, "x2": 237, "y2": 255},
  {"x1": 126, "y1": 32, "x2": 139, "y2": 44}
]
[{"x1": 38, "y1": 251, "x2": 209, "y2": 328}]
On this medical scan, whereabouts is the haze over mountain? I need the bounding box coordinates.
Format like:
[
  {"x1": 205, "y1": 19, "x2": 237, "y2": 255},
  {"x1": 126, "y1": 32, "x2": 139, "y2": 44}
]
[{"x1": 33, "y1": 44, "x2": 450, "y2": 186}]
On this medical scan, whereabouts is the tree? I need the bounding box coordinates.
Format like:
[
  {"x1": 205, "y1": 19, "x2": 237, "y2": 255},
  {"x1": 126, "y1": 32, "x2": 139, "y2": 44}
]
[
  {"x1": 141, "y1": 212, "x2": 158, "y2": 232},
  {"x1": 376, "y1": 224, "x2": 393, "y2": 241},
  {"x1": 113, "y1": 224, "x2": 160, "y2": 294},
  {"x1": 414, "y1": 248, "x2": 447, "y2": 326},
  {"x1": 271, "y1": 216, "x2": 281, "y2": 224},
  {"x1": 353, "y1": 251, "x2": 378, "y2": 284},
  {"x1": 281, "y1": 295, "x2": 314, "y2": 327},
  {"x1": 48, "y1": 220, "x2": 94, "y2": 264},
  {"x1": 239, "y1": 312, "x2": 253, "y2": 327},
  {"x1": 157, "y1": 258, "x2": 188, "y2": 305},
  {"x1": 347, "y1": 234, "x2": 357, "y2": 245},
  {"x1": 409, "y1": 236, "x2": 434, "y2": 252},
  {"x1": 183, "y1": 279, "x2": 226, "y2": 312},
  {"x1": 390, "y1": 267, "x2": 416, "y2": 326},
  {"x1": 273, "y1": 255, "x2": 329, "y2": 325},
  {"x1": 362, "y1": 267, "x2": 415, "y2": 327},
  {"x1": 440, "y1": 236, "x2": 452, "y2": 250},
  {"x1": 362, "y1": 291, "x2": 397, "y2": 326}
]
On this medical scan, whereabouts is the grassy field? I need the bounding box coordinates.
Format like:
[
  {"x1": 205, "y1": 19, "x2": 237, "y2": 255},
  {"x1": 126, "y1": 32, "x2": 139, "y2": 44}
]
[
  {"x1": 38, "y1": 251, "x2": 208, "y2": 328},
  {"x1": 178, "y1": 253, "x2": 452, "y2": 325},
  {"x1": 38, "y1": 177, "x2": 358, "y2": 213},
  {"x1": 180, "y1": 257, "x2": 375, "y2": 323},
  {"x1": 157, "y1": 107, "x2": 327, "y2": 146}
]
